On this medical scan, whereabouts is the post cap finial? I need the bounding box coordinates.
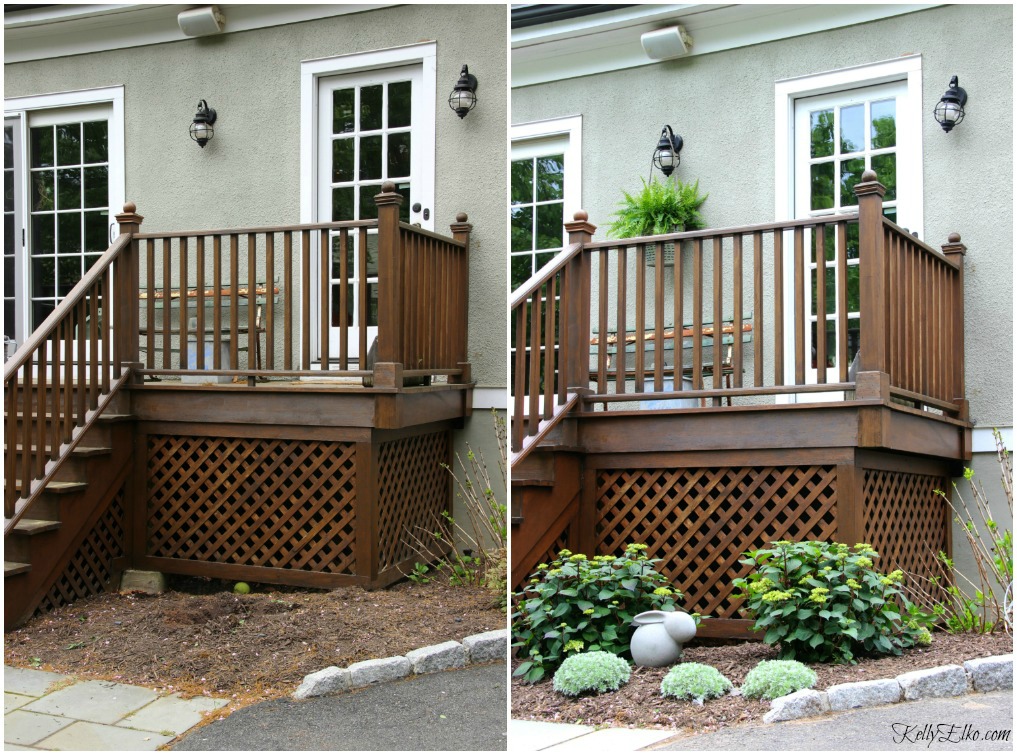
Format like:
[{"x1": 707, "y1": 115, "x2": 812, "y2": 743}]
[
  {"x1": 381, "y1": 181, "x2": 396, "y2": 193},
  {"x1": 574, "y1": 210, "x2": 588, "y2": 222},
  {"x1": 948, "y1": 232, "x2": 961, "y2": 243},
  {"x1": 123, "y1": 201, "x2": 137, "y2": 213},
  {"x1": 860, "y1": 169, "x2": 878, "y2": 183},
  {"x1": 456, "y1": 212, "x2": 468, "y2": 223}
]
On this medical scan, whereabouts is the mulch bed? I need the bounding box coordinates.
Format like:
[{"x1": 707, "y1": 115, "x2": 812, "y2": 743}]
[
  {"x1": 4, "y1": 574, "x2": 505, "y2": 704},
  {"x1": 511, "y1": 631, "x2": 1013, "y2": 734}
]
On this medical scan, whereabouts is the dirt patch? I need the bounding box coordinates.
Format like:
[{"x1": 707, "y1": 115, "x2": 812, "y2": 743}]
[
  {"x1": 511, "y1": 631, "x2": 1013, "y2": 734},
  {"x1": 5, "y1": 574, "x2": 505, "y2": 705}
]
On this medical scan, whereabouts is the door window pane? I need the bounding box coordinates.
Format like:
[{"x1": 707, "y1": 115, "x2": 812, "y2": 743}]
[
  {"x1": 332, "y1": 139, "x2": 354, "y2": 182},
  {"x1": 871, "y1": 153, "x2": 896, "y2": 201},
  {"x1": 83, "y1": 166, "x2": 107, "y2": 208},
  {"x1": 839, "y1": 104, "x2": 864, "y2": 154},
  {"x1": 535, "y1": 155, "x2": 564, "y2": 201},
  {"x1": 511, "y1": 206, "x2": 532, "y2": 253},
  {"x1": 360, "y1": 85, "x2": 383, "y2": 131},
  {"x1": 388, "y1": 132, "x2": 411, "y2": 178},
  {"x1": 30, "y1": 127, "x2": 53, "y2": 168},
  {"x1": 332, "y1": 187, "x2": 354, "y2": 221},
  {"x1": 870, "y1": 100, "x2": 896, "y2": 148},
  {"x1": 56, "y1": 123, "x2": 81, "y2": 166},
  {"x1": 809, "y1": 163, "x2": 834, "y2": 210},
  {"x1": 839, "y1": 158, "x2": 865, "y2": 207},
  {"x1": 511, "y1": 159, "x2": 532, "y2": 204},
  {"x1": 536, "y1": 203, "x2": 563, "y2": 250},
  {"x1": 809, "y1": 109, "x2": 834, "y2": 158},
  {"x1": 359, "y1": 135, "x2": 382, "y2": 180},
  {"x1": 388, "y1": 81, "x2": 412, "y2": 128},
  {"x1": 333, "y1": 89, "x2": 355, "y2": 134},
  {"x1": 83, "y1": 121, "x2": 108, "y2": 162},
  {"x1": 58, "y1": 168, "x2": 81, "y2": 210}
]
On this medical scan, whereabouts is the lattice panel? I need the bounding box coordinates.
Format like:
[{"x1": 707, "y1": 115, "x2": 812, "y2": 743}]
[
  {"x1": 596, "y1": 466, "x2": 838, "y2": 618},
  {"x1": 378, "y1": 431, "x2": 450, "y2": 571},
  {"x1": 147, "y1": 435, "x2": 357, "y2": 574},
  {"x1": 864, "y1": 469, "x2": 949, "y2": 603},
  {"x1": 36, "y1": 486, "x2": 127, "y2": 616},
  {"x1": 539, "y1": 528, "x2": 572, "y2": 568}
]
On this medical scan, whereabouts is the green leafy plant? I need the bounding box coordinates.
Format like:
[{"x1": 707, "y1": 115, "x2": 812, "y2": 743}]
[
  {"x1": 660, "y1": 663, "x2": 732, "y2": 704},
  {"x1": 733, "y1": 541, "x2": 933, "y2": 663},
  {"x1": 606, "y1": 177, "x2": 708, "y2": 239},
  {"x1": 741, "y1": 660, "x2": 817, "y2": 700},
  {"x1": 552, "y1": 651, "x2": 631, "y2": 697},
  {"x1": 407, "y1": 562, "x2": 432, "y2": 584},
  {"x1": 909, "y1": 430, "x2": 1012, "y2": 633},
  {"x1": 512, "y1": 544, "x2": 683, "y2": 683}
]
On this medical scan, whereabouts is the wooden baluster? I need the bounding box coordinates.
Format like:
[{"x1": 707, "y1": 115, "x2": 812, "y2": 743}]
[
  {"x1": 300, "y1": 230, "x2": 310, "y2": 370},
  {"x1": 5, "y1": 375, "x2": 16, "y2": 516},
  {"x1": 732, "y1": 234, "x2": 743, "y2": 388},
  {"x1": 545, "y1": 276, "x2": 557, "y2": 418},
  {"x1": 76, "y1": 299, "x2": 86, "y2": 424},
  {"x1": 815, "y1": 224, "x2": 827, "y2": 385},
  {"x1": 51, "y1": 320, "x2": 61, "y2": 459},
  {"x1": 674, "y1": 240, "x2": 684, "y2": 393},
  {"x1": 283, "y1": 232, "x2": 292, "y2": 371},
  {"x1": 887, "y1": 231, "x2": 897, "y2": 387},
  {"x1": 319, "y1": 229, "x2": 329, "y2": 371},
  {"x1": 195, "y1": 236, "x2": 205, "y2": 370},
  {"x1": 597, "y1": 251, "x2": 608, "y2": 394},
  {"x1": 21, "y1": 353, "x2": 33, "y2": 499},
  {"x1": 93, "y1": 276, "x2": 104, "y2": 402},
  {"x1": 162, "y1": 238, "x2": 171, "y2": 370},
  {"x1": 692, "y1": 238, "x2": 703, "y2": 390},
  {"x1": 230, "y1": 234, "x2": 240, "y2": 371},
  {"x1": 146, "y1": 239, "x2": 155, "y2": 370},
  {"x1": 338, "y1": 228, "x2": 348, "y2": 369},
  {"x1": 529, "y1": 290, "x2": 541, "y2": 434},
  {"x1": 265, "y1": 232, "x2": 275, "y2": 371},
  {"x1": 793, "y1": 226, "x2": 805, "y2": 385},
  {"x1": 615, "y1": 246, "x2": 627, "y2": 395},
  {"x1": 773, "y1": 229, "x2": 784, "y2": 386},
  {"x1": 37, "y1": 340, "x2": 48, "y2": 478},
  {"x1": 753, "y1": 232, "x2": 763, "y2": 388},
  {"x1": 713, "y1": 236, "x2": 723, "y2": 403},
  {"x1": 213, "y1": 236, "x2": 223, "y2": 369},
  {"x1": 634, "y1": 244, "x2": 646, "y2": 392},
  {"x1": 180, "y1": 237, "x2": 189, "y2": 373},
  {"x1": 63, "y1": 305, "x2": 73, "y2": 442},
  {"x1": 249, "y1": 232, "x2": 259, "y2": 377},
  {"x1": 358, "y1": 227, "x2": 368, "y2": 368},
  {"x1": 836, "y1": 222, "x2": 849, "y2": 383},
  {"x1": 513, "y1": 304, "x2": 526, "y2": 451},
  {"x1": 654, "y1": 239, "x2": 665, "y2": 392}
]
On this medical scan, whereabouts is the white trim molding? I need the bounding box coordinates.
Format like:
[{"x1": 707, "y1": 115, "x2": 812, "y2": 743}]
[
  {"x1": 512, "y1": 4, "x2": 939, "y2": 88},
  {"x1": 972, "y1": 427, "x2": 1013, "y2": 455},
  {"x1": 472, "y1": 387, "x2": 508, "y2": 411},
  {"x1": 510, "y1": 115, "x2": 583, "y2": 224}
]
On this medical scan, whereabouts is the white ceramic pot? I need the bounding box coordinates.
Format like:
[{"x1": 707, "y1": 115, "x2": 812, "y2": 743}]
[{"x1": 630, "y1": 609, "x2": 697, "y2": 667}]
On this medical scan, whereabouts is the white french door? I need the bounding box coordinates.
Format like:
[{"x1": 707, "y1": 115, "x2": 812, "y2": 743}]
[
  {"x1": 314, "y1": 64, "x2": 433, "y2": 367},
  {"x1": 792, "y1": 80, "x2": 913, "y2": 390}
]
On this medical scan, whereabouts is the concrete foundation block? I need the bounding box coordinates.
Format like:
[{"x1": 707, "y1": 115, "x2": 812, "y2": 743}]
[
  {"x1": 347, "y1": 657, "x2": 411, "y2": 688},
  {"x1": 896, "y1": 664, "x2": 968, "y2": 701},
  {"x1": 118, "y1": 570, "x2": 166, "y2": 594},
  {"x1": 293, "y1": 667, "x2": 351, "y2": 700},
  {"x1": 462, "y1": 630, "x2": 508, "y2": 663},
  {"x1": 763, "y1": 689, "x2": 830, "y2": 723},
  {"x1": 405, "y1": 641, "x2": 467, "y2": 675},
  {"x1": 963, "y1": 655, "x2": 1013, "y2": 692},
  {"x1": 827, "y1": 678, "x2": 901, "y2": 710}
]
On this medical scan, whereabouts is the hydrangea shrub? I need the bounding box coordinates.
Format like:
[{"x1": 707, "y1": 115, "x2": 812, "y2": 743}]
[
  {"x1": 512, "y1": 544, "x2": 681, "y2": 683},
  {"x1": 552, "y1": 651, "x2": 631, "y2": 697},
  {"x1": 660, "y1": 663, "x2": 733, "y2": 704},
  {"x1": 741, "y1": 659, "x2": 817, "y2": 700},
  {"x1": 733, "y1": 541, "x2": 935, "y2": 663}
]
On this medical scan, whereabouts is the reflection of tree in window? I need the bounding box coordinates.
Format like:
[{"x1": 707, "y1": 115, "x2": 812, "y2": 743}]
[{"x1": 510, "y1": 154, "x2": 564, "y2": 290}]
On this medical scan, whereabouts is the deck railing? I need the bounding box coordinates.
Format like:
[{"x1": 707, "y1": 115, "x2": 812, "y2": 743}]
[{"x1": 510, "y1": 170, "x2": 967, "y2": 455}]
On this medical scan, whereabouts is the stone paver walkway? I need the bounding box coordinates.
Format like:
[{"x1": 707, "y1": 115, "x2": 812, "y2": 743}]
[
  {"x1": 3, "y1": 666, "x2": 228, "y2": 751},
  {"x1": 508, "y1": 719, "x2": 675, "y2": 751}
]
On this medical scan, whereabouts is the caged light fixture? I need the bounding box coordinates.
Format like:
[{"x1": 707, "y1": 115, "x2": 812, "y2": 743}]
[
  {"x1": 448, "y1": 65, "x2": 478, "y2": 119},
  {"x1": 933, "y1": 76, "x2": 967, "y2": 133},
  {"x1": 189, "y1": 100, "x2": 218, "y2": 148},
  {"x1": 651, "y1": 125, "x2": 683, "y2": 178}
]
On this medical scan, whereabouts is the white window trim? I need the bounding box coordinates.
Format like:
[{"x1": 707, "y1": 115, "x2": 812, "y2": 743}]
[
  {"x1": 510, "y1": 115, "x2": 583, "y2": 225},
  {"x1": 4, "y1": 86, "x2": 126, "y2": 344},
  {"x1": 299, "y1": 42, "x2": 437, "y2": 226},
  {"x1": 774, "y1": 54, "x2": 923, "y2": 233}
]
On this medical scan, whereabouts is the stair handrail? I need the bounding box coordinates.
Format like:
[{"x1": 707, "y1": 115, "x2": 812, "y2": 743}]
[{"x1": 5, "y1": 203, "x2": 141, "y2": 526}]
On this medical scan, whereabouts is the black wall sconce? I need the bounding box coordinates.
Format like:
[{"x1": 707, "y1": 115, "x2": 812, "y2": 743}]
[
  {"x1": 933, "y1": 76, "x2": 967, "y2": 133},
  {"x1": 448, "y1": 65, "x2": 478, "y2": 119},
  {"x1": 189, "y1": 100, "x2": 218, "y2": 148},
  {"x1": 652, "y1": 125, "x2": 683, "y2": 177}
]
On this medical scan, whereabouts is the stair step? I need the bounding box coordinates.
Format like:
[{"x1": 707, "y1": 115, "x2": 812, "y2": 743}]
[
  {"x1": 6, "y1": 518, "x2": 61, "y2": 535},
  {"x1": 13, "y1": 480, "x2": 87, "y2": 494},
  {"x1": 4, "y1": 561, "x2": 31, "y2": 577}
]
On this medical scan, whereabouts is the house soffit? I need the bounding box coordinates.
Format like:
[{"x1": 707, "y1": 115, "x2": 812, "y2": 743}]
[
  {"x1": 512, "y1": 3, "x2": 943, "y2": 88},
  {"x1": 4, "y1": 3, "x2": 394, "y2": 64}
]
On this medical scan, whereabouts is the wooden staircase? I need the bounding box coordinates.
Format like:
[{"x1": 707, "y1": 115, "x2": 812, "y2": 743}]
[{"x1": 4, "y1": 385, "x2": 134, "y2": 630}]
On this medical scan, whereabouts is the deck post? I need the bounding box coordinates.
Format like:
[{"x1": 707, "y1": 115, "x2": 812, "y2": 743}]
[
  {"x1": 449, "y1": 212, "x2": 473, "y2": 384},
  {"x1": 375, "y1": 182, "x2": 404, "y2": 370},
  {"x1": 563, "y1": 211, "x2": 596, "y2": 404},
  {"x1": 853, "y1": 170, "x2": 888, "y2": 400},
  {"x1": 941, "y1": 233, "x2": 968, "y2": 421},
  {"x1": 115, "y1": 202, "x2": 144, "y2": 383}
]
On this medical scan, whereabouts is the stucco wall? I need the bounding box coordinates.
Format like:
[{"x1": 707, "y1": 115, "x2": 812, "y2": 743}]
[
  {"x1": 5, "y1": 3, "x2": 508, "y2": 390},
  {"x1": 512, "y1": 4, "x2": 1013, "y2": 427}
]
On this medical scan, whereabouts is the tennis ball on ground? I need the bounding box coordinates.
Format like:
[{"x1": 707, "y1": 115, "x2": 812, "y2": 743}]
[{"x1": 233, "y1": 582, "x2": 251, "y2": 594}]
